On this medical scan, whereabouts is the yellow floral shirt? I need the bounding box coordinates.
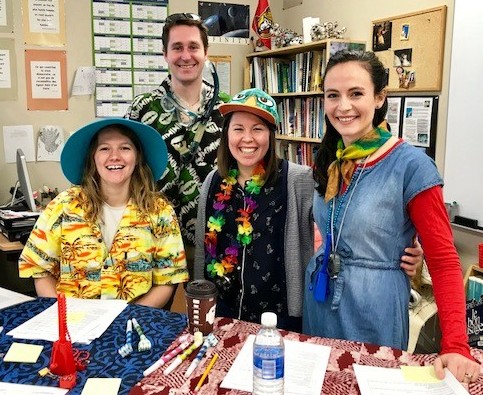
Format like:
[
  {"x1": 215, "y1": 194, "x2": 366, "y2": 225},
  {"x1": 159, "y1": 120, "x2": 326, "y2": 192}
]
[{"x1": 19, "y1": 187, "x2": 188, "y2": 301}]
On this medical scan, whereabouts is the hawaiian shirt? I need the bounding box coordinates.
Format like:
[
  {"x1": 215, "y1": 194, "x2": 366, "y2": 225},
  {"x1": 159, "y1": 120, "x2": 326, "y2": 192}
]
[
  {"x1": 125, "y1": 76, "x2": 225, "y2": 246},
  {"x1": 19, "y1": 187, "x2": 188, "y2": 302}
]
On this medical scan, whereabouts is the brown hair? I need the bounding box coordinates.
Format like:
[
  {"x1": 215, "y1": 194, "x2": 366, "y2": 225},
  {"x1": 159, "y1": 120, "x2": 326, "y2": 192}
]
[
  {"x1": 162, "y1": 15, "x2": 209, "y2": 53},
  {"x1": 81, "y1": 125, "x2": 159, "y2": 224},
  {"x1": 216, "y1": 113, "x2": 280, "y2": 186}
]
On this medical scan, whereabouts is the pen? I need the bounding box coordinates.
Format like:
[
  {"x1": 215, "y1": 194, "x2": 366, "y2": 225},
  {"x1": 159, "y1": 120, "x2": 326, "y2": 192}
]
[
  {"x1": 184, "y1": 333, "x2": 218, "y2": 378},
  {"x1": 163, "y1": 331, "x2": 203, "y2": 375},
  {"x1": 193, "y1": 352, "x2": 219, "y2": 393},
  {"x1": 143, "y1": 334, "x2": 194, "y2": 376}
]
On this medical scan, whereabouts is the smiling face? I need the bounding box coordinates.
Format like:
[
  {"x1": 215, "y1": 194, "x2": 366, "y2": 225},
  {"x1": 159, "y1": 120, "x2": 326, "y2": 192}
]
[
  {"x1": 227, "y1": 112, "x2": 270, "y2": 179},
  {"x1": 164, "y1": 24, "x2": 207, "y2": 86},
  {"x1": 323, "y1": 61, "x2": 386, "y2": 146},
  {"x1": 94, "y1": 127, "x2": 137, "y2": 190}
]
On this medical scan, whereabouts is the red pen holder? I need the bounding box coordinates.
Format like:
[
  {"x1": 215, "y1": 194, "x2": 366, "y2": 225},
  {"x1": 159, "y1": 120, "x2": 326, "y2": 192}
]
[{"x1": 479, "y1": 243, "x2": 483, "y2": 268}]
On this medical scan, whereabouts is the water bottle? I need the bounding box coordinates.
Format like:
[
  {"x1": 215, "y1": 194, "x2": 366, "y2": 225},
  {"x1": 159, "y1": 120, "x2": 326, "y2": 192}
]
[{"x1": 253, "y1": 312, "x2": 284, "y2": 395}]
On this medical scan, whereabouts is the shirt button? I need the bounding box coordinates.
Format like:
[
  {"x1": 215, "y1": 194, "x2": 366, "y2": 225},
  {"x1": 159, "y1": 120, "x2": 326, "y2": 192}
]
[
  {"x1": 98, "y1": 238, "x2": 103, "y2": 243},
  {"x1": 103, "y1": 265, "x2": 108, "y2": 270}
]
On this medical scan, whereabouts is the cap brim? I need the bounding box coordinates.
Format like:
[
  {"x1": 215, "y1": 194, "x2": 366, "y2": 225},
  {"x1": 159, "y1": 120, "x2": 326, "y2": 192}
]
[
  {"x1": 61, "y1": 118, "x2": 167, "y2": 185},
  {"x1": 219, "y1": 103, "x2": 277, "y2": 125}
]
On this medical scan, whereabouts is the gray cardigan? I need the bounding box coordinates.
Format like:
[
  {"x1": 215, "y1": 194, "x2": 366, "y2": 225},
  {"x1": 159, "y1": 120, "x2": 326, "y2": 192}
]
[{"x1": 194, "y1": 161, "x2": 314, "y2": 317}]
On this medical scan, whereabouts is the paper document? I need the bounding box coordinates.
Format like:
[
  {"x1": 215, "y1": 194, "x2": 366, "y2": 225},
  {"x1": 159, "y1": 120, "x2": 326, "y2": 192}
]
[
  {"x1": 0, "y1": 382, "x2": 68, "y2": 394},
  {"x1": 0, "y1": 287, "x2": 35, "y2": 310},
  {"x1": 7, "y1": 298, "x2": 127, "y2": 344},
  {"x1": 220, "y1": 334, "x2": 331, "y2": 395},
  {"x1": 353, "y1": 364, "x2": 469, "y2": 395}
]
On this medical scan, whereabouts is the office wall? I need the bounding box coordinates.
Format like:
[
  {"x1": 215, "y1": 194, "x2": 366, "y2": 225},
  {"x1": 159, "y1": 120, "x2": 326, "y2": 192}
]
[{"x1": 0, "y1": 0, "x2": 259, "y2": 206}]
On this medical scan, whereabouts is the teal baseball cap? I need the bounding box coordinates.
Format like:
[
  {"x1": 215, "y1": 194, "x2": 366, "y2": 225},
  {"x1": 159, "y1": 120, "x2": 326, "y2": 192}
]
[
  {"x1": 219, "y1": 88, "x2": 279, "y2": 126},
  {"x1": 61, "y1": 118, "x2": 167, "y2": 185}
]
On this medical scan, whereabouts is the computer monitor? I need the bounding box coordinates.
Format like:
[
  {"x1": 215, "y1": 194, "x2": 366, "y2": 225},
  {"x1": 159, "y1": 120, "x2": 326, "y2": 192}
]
[{"x1": 16, "y1": 148, "x2": 37, "y2": 212}]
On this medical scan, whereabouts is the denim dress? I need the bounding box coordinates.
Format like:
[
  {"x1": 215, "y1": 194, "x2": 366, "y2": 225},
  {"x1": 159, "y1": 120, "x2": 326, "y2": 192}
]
[{"x1": 303, "y1": 142, "x2": 443, "y2": 350}]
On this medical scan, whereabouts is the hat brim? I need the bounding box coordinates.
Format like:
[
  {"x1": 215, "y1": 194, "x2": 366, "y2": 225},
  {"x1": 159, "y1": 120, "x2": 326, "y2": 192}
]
[
  {"x1": 219, "y1": 103, "x2": 277, "y2": 126},
  {"x1": 61, "y1": 118, "x2": 167, "y2": 185}
]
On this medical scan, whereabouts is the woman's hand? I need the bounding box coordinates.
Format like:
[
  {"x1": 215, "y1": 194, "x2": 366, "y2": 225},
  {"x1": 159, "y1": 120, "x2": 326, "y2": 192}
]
[
  {"x1": 434, "y1": 353, "x2": 480, "y2": 383},
  {"x1": 400, "y1": 239, "x2": 423, "y2": 279}
]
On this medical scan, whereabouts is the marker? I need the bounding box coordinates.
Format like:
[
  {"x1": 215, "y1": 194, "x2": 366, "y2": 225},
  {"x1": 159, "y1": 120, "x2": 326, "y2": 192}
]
[
  {"x1": 184, "y1": 333, "x2": 218, "y2": 378},
  {"x1": 143, "y1": 334, "x2": 194, "y2": 377},
  {"x1": 163, "y1": 331, "x2": 203, "y2": 375}
]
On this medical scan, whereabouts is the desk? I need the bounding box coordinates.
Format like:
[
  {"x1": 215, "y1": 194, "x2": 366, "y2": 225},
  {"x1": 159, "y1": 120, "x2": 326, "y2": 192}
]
[
  {"x1": 0, "y1": 234, "x2": 34, "y2": 295},
  {"x1": 130, "y1": 317, "x2": 483, "y2": 395},
  {"x1": 0, "y1": 298, "x2": 187, "y2": 394}
]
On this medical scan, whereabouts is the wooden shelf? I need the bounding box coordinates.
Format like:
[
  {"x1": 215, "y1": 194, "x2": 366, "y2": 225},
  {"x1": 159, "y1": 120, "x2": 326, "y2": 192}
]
[
  {"x1": 0, "y1": 233, "x2": 23, "y2": 252},
  {"x1": 246, "y1": 38, "x2": 365, "y2": 58}
]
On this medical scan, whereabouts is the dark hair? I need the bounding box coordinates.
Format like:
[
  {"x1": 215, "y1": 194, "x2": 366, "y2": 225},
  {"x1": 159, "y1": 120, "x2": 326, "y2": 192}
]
[
  {"x1": 217, "y1": 113, "x2": 279, "y2": 186},
  {"x1": 314, "y1": 50, "x2": 388, "y2": 195},
  {"x1": 162, "y1": 14, "x2": 209, "y2": 53}
]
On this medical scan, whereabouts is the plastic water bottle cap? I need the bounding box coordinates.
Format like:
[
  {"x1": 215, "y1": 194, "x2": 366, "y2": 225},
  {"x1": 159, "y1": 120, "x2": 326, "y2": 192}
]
[{"x1": 261, "y1": 312, "x2": 277, "y2": 327}]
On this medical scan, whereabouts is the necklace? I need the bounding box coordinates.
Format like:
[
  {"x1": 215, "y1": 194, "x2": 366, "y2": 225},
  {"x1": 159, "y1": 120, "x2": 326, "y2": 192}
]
[
  {"x1": 205, "y1": 163, "x2": 266, "y2": 278},
  {"x1": 326, "y1": 155, "x2": 370, "y2": 277}
]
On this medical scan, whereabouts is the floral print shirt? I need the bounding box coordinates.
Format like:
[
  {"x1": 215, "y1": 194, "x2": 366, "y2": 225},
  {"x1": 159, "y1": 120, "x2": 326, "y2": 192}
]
[{"x1": 19, "y1": 187, "x2": 188, "y2": 301}]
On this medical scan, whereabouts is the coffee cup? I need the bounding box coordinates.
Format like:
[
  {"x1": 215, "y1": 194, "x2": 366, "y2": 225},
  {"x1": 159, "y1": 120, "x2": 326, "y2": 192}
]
[{"x1": 185, "y1": 280, "x2": 217, "y2": 335}]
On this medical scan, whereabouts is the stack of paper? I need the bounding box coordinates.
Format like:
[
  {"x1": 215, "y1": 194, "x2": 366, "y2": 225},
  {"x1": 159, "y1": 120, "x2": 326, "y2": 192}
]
[
  {"x1": 7, "y1": 298, "x2": 127, "y2": 344},
  {"x1": 0, "y1": 287, "x2": 35, "y2": 310}
]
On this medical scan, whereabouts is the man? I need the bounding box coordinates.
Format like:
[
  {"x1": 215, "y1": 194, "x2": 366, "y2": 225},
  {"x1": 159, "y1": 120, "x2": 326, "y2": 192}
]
[{"x1": 125, "y1": 13, "x2": 225, "y2": 277}]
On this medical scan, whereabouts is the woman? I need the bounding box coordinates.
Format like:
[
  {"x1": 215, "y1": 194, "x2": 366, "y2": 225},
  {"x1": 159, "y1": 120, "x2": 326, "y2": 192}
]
[
  {"x1": 194, "y1": 88, "x2": 314, "y2": 332},
  {"x1": 19, "y1": 118, "x2": 188, "y2": 308},
  {"x1": 303, "y1": 50, "x2": 479, "y2": 382}
]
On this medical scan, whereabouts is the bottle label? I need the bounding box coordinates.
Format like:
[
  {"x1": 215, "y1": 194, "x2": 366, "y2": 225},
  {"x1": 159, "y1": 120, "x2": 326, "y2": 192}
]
[{"x1": 253, "y1": 347, "x2": 284, "y2": 380}]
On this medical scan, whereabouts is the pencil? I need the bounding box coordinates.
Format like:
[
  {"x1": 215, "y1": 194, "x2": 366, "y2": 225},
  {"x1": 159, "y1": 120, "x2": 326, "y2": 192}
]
[{"x1": 193, "y1": 352, "x2": 219, "y2": 393}]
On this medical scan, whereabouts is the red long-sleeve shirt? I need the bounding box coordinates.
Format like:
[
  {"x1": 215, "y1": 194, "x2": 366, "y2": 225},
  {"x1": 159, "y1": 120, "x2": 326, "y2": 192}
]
[{"x1": 408, "y1": 186, "x2": 472, "y2": 359}]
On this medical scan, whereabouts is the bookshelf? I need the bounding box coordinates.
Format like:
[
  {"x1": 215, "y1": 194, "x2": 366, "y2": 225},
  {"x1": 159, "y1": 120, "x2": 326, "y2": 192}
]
[{"x1": 244, "y1": 39, "x2": 366, "y2": 166}]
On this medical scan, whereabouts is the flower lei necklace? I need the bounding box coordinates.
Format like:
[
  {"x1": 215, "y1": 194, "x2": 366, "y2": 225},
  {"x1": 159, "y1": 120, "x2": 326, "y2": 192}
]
[{"x1": 205, "y1": 163, "x2": 266, "y2": 278}]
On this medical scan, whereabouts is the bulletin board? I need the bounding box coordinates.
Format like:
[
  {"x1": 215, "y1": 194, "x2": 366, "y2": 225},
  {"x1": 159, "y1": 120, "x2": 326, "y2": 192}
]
[{"x1": 372, "y1": 6, "x2": 446, "y2": 92}]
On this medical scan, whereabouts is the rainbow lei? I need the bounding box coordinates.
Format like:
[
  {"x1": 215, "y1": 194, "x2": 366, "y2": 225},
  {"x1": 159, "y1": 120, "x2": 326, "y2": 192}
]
[{"x1": 205, "y1": 163, "x2": 266, "y2": 278}]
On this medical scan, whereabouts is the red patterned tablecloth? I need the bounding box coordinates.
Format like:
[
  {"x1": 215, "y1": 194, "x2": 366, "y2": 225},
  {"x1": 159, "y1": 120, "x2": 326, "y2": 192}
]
[{"x1": 129, "y1": 317, "x2": 483, "y2": 395}]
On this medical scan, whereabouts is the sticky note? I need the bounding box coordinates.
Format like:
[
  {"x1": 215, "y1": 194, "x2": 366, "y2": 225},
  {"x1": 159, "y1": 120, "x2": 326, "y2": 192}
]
[
  {"x1": 3, "y1": 342, "x2": 43, "y2": 363},
  {"x1": 81, "y1": 378, "x2": 122, "y2": 395},
  {"x1": 401, "y1": 365, "x2": 441, "y2": 383}
]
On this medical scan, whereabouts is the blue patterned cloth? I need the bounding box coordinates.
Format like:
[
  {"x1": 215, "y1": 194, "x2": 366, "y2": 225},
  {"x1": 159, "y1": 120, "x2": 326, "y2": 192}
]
[{"x1": 0, "y1": 298, "x2": 187, "y2": 394}]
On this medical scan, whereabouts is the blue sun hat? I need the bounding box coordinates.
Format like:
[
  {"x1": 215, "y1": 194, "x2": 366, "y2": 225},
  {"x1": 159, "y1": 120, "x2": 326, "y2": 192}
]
[
  {"x1": 218, "y1": 88, "x2": 279, "y2": 126},
  {"x1": 61, "y1": 118, "x2": 167, "y2": 185}
]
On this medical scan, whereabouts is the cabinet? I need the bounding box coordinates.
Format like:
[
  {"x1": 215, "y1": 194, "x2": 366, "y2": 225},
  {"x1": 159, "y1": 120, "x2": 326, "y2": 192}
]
[{"x1": 244, "y1": 39, "x2": 366, "y2": 166}]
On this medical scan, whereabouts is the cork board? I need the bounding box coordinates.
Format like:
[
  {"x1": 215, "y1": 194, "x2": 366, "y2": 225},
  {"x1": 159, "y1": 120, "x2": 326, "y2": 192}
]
[{"x1": 372, "y1": 6, "x2": 446, "y2": 92}]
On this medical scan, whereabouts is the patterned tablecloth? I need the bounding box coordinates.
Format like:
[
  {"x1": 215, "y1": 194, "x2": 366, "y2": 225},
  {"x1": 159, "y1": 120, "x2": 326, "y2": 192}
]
[
  {"x1": 0, "y1": 297, "x2": 187, "y2": 395},
  {"x1": 129, "y1": 317, "x2": 483, "y2": 395}
]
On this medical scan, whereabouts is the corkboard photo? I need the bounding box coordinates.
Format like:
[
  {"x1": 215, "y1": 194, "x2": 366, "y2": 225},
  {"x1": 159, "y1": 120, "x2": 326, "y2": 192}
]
[{"x1": 372, "y1": 6, "x2": 447, "y2": 92}]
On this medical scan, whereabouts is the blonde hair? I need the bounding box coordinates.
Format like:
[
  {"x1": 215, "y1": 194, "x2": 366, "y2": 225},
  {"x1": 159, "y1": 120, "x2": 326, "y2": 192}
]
[{"x1": 80, "y1": 124, "x2": 160, "y2": 224}]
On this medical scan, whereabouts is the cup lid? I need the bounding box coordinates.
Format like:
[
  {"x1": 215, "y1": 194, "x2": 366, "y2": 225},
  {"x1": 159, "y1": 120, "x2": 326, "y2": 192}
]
[{"x1": 186, "y1": 280, "x2": 217, "y2": 297}]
